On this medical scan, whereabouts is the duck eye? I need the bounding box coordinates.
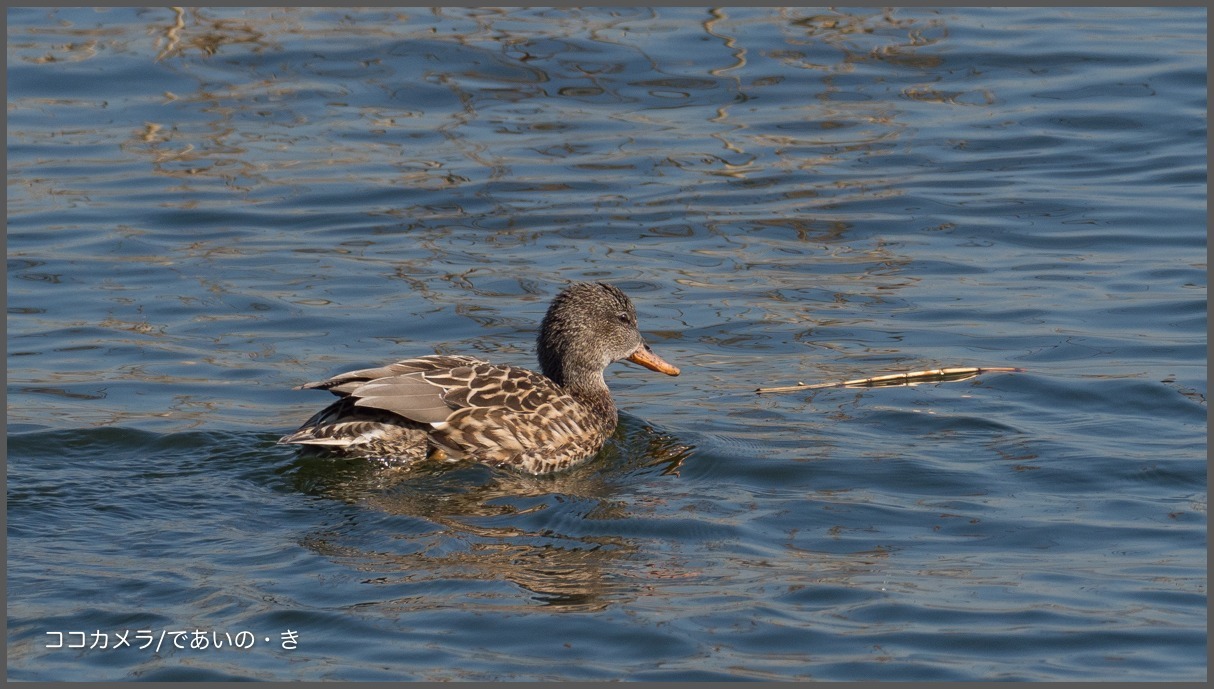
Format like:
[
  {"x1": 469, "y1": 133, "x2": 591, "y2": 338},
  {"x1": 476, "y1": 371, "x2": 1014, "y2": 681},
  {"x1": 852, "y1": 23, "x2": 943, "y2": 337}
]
[{"x1": 616, "y1": 312, "x2": 631, "y2": 325}]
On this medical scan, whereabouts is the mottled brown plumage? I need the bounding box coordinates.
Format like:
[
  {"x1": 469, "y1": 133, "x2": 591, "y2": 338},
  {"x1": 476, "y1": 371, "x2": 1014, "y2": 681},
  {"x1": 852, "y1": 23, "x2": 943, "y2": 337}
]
[{"x1": 279, "y1": 283, "x2": 679, "y2": 474}]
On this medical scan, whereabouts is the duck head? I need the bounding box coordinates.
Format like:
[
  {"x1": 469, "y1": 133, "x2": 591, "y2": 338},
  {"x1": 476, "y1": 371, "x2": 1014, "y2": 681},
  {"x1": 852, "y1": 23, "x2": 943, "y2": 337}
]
[{"x1": 536, "y1": 282, "x2": 679, "y2": 392}]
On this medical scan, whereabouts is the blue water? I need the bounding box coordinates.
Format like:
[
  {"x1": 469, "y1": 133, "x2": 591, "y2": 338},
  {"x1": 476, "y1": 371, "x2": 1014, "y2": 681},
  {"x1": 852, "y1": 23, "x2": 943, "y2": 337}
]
[{"x1": 7, "y1": 6, "x2": 1206, "y2": 681}]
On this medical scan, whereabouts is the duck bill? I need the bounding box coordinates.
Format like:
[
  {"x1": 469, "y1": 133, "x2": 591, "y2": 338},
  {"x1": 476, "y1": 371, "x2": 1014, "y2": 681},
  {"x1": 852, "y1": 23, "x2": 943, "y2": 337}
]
[{"x1": 627, "y1": 343, "x2": 680, "y2": 376}]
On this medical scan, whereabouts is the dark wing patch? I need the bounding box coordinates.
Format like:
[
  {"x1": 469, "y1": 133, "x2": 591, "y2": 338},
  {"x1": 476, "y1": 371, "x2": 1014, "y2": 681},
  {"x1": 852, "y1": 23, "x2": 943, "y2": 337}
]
[
  {"x1": 278, "y1": 397, "x2": 431, "y2": 461},
  {"x1": 297, "y1": 355, "x2": 486, "y2": 395}
]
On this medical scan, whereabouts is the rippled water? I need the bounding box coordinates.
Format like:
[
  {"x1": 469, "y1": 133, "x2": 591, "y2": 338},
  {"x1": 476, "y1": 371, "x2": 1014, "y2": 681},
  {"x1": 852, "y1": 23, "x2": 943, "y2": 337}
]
[{"x1": 7, "y1": 6, "x2": 1206, "y2": 681}]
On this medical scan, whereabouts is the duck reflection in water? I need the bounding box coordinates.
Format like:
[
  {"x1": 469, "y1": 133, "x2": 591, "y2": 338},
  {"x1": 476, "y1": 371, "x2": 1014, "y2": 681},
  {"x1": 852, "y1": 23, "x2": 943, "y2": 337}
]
[{"x1": 290, "y1": 420, "x2": 695, "y2": 612}]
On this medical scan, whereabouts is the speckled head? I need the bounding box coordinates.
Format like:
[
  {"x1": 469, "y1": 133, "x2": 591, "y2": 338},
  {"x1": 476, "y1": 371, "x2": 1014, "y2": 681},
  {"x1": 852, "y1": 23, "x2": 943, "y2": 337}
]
[{"x1": 536, "y1": 282, "x2": 679, "y2": 391}]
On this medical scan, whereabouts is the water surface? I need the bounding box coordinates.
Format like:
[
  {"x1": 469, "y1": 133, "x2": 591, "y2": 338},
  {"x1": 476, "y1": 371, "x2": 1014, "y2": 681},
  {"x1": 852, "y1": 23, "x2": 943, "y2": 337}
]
[{"x1": 7, "y1": 6, "x2": 1206, "y2": 681}]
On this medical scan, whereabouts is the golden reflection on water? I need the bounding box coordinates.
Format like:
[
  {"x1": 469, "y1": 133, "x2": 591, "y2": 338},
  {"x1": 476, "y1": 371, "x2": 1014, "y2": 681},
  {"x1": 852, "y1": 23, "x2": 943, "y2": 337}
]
[
  {"x1": 10, "y1": 6, "x2": 950, "y2": 195},
  {"x1": 9, "y1": 5, "x2": 958, "y2": 437}
]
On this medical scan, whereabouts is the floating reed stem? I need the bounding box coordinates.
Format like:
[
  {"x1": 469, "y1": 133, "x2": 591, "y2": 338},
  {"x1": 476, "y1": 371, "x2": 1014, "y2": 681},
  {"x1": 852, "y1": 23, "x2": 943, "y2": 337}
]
[{"x1": 755, "y1": 367, "x2": 1023, "y2": 394}]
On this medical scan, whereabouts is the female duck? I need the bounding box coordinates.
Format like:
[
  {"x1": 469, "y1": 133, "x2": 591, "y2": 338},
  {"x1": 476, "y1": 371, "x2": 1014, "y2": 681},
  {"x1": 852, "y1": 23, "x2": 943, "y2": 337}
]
[{"x1": 279, "y1": 282, "x2": 679, "y2": 474}]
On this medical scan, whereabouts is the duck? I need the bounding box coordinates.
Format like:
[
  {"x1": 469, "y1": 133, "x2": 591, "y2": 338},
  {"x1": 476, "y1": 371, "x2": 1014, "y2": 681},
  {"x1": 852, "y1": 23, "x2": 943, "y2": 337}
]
[{"x1": 279, "y1": 282, "x2": 680, "y2": 474}]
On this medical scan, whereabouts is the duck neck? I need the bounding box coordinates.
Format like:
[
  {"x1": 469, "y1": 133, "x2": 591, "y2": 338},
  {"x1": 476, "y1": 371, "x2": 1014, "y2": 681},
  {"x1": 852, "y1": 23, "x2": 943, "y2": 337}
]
[
  {"x1": 541, "y1": 357, "x2": 617, "y2": 418},
  {"x1": 567, "y1": 371, "x2": 618, "y2": 429}
]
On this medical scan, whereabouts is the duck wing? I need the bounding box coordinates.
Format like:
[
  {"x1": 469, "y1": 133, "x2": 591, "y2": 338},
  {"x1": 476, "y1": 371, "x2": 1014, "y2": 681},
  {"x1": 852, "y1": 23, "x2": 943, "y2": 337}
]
[
  {"x1": 297, "y1": 354, "x2": 484, "y2": 396},
  {"x1": 418, "y1": 362, "x2": 594, "y2": 460},
  {"x1": 298, "y1": 354, "x2": 602, "y2": 467}
]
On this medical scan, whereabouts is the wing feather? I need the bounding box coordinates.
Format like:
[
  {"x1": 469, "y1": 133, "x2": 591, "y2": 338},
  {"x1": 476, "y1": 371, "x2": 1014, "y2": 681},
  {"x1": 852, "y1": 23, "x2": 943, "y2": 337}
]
[
  {"x1": 297, "y1": 355, "x2": 486, "y2": 394},
  {"x1": 285, "y1": 354, "x2": 609, "y2": 468},
  {"x1": 351, "y1": 377, "x2": 457, "y2": 424}
]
